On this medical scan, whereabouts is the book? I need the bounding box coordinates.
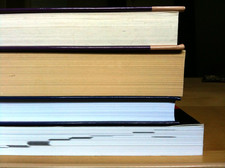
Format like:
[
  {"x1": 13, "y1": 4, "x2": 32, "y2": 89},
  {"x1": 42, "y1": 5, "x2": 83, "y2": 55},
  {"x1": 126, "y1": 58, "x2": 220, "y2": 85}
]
[
  {"x1": 0, "y1": 108, "x2": 204, "y2": 156},
  {"x1": 0, "y1": 50, "x2": 185, "y2": 97},
  {"x1": 0, "y1": 97, "x2": 179, "y2": 125},
  {"x1": 0, "y1": 6, "x2": 185, "y2": 50}
]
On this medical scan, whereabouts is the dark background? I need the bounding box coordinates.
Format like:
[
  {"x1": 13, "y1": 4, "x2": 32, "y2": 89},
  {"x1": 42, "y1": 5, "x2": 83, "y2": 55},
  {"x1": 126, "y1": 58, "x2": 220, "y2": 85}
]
[{"x1": 1, "y1": 0, "x2": 225, "y2": 77}]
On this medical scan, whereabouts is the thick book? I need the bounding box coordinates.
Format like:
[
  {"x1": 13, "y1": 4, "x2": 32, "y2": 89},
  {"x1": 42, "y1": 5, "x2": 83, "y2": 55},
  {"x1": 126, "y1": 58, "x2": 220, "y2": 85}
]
[
  {"x1": 0, "y1": 6, "x2": 185, "y2": 50},
  {"x1": 0, "y1": 108, "x2": 204, "y2": 156},
  {"x1": 0, "y1": 97, "x2": 179, "y2": 125},
  {"x1": 0, "y1": 50, "x2": 185, "y2": 97}
]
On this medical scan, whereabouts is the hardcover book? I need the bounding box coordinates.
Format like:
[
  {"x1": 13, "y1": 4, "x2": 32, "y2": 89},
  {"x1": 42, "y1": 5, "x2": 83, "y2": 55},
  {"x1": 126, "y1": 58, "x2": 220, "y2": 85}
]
[
  {"x1": 0, "y1": 50, "x2": 185, "y2": 97},
  {"x1": 0, "y1": 96, "x2": 180, "y2": 125},
  {"x1": 0, "y1": 6, "x2": 185, "y2": 51}
]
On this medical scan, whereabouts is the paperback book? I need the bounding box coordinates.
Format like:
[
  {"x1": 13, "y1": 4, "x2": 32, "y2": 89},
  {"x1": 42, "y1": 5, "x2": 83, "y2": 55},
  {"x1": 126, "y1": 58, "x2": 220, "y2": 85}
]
[{"x1": 0, "y1": 108, "x2": 204, "y2": 156}]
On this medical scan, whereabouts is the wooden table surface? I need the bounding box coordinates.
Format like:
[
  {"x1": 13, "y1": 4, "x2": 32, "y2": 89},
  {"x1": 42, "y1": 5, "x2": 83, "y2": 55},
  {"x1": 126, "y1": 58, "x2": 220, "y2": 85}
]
[{"x1": 0, "y1": 78, "x2": 225, "y2": 167}]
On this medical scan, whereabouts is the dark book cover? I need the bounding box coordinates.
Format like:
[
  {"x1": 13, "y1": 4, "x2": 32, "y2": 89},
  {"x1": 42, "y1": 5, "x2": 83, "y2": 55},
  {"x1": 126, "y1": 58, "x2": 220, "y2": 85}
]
[
  {"x1": 0, "y1": 6, "x2": 185, "y2": 14},
  {"x1": 0, "y1": 96, "x2": 180, "y2": 102},
  {"x1": 0, "y1": 45, "x2": 185, "y2": 52}
]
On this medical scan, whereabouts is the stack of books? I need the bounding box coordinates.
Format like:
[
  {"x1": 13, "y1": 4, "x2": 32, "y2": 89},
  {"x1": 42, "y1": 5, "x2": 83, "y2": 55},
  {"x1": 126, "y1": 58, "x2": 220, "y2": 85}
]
[{"x1": 0, "y1": 6, "x2": 204, "y2": 156}]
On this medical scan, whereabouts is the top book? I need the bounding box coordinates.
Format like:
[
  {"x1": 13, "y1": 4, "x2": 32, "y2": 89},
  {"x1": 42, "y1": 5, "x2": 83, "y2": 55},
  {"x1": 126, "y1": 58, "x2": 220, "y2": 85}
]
[{"x1": 0, "y1": 6, "x2": 185, "y2": 50}]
